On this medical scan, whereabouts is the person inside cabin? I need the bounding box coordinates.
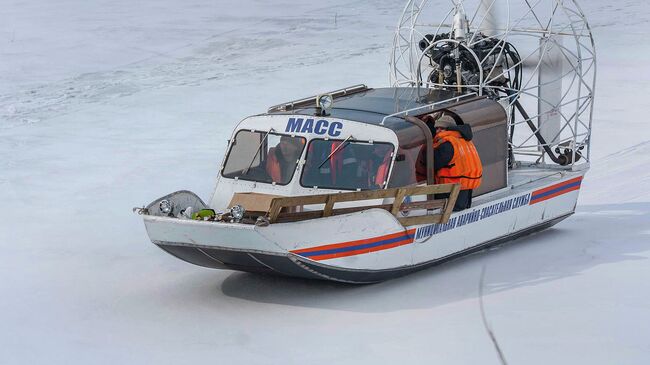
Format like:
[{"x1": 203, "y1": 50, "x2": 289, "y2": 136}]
[
  {"x1": 302, "y1": 142, "x2": 332, "y2": 184},
  {"x1": 265, "y1": 136, "x2": 304, "y2": 183},
  {"x1": 328, "y1": 141, "x2": 359, "y2": 187},
  {"x1": 362, "y1": 144, "x2": 392, "y2": 189},
  {"x1": 302, "y1": 140, "x2": 392, "y2": 190},
  {"x1": 303, "y1": 141, "x2": 356, "y2": 187},
  {"x1": 416, "y1": 114, "x2": 483, "y2": 211}
]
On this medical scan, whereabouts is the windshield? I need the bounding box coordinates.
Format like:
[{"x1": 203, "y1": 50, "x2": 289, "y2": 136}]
[
  {"x1": 222, "y1": 130, "x2": 306, "y2": 185},
  {"x1": 301, "y1": 139, "x2": 394, "y2": 190}
]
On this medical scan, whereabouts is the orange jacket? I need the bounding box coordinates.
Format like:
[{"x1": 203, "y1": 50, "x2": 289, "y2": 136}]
[
  {"x1": 329, "y1": 141, "x2": 391, "y2": 188},
  {"x1": 433, "y1": 130, "x2": 482, "y2": 190},
  {"x1": 369, "y1": 151, "x2": 392, "y2": 187},
  {"x1": 265, "y1": 148, "x2": 283, "y2": 182},
  {"x1": 329, "y1": 141, "x2": 343, "y2": 184}
]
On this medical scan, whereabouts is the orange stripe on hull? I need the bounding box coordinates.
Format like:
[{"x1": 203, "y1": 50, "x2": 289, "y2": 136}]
[
  {"x1": 292, "y1": 230, "x2": 414, "y2": 255},
  {"x1": 307, "y1": 236, "x2": 415, "y2": 261},
  {"x1": 292, "y1": 229, "x2": 417, "y2": 261},
  {"x1": 533, "y1": 176, "x2": 583, "y2": 196},
  {"x1": 530, "y1": 184, "x2": 581, "y2": 204}
]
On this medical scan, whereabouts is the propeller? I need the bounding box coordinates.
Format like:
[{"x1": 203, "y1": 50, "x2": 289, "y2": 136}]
[
  {"x1": 472, "y1": 0, "x2": 552, "y2": 71},
  {"x1": 475, "y1": 0, "x2": 499, "y2": 37}
]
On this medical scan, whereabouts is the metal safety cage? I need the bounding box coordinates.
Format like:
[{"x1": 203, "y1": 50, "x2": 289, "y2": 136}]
[{"x1": 389, "y1": 0, "x2": 596, "y2": 169}]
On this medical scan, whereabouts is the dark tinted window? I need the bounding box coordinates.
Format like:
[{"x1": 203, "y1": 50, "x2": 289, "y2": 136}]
[{"x1": 301, "y1": 139, "x2": 394, "y2": 190}]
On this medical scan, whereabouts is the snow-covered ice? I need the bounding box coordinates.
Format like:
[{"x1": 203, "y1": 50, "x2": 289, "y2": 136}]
[{"x1": 1, "y1": 0, "x2": 649, "y2": 364}]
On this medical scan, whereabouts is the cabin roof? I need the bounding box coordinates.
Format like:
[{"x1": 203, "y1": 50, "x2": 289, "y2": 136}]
[{"x1": 266, "y1": 87, "x2": 471, "y2": 130}]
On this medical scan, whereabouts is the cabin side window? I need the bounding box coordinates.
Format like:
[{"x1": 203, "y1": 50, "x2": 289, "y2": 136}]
[
  {"x1": 386, "y1": 146, "x2": 420, "y2": 188},
  {"x1": 300, "y1": 139, "x2": 394, "y2": 191},
  {"x1": 221, "y1": 130, "x2": 306, "y2": 185}
]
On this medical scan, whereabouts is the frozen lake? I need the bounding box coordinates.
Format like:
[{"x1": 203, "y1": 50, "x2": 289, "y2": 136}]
[{"x1": 1, "y1": 1, "x2": 649, "y2": 363}]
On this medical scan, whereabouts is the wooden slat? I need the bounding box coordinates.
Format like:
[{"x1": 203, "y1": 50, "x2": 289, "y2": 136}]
[
  {"x1": 268, "y1": 200, "x2": 283, "y2": 222},
  {"x1": 270, "y1": 194, "x2": 330, "y2": 207},
  {"x1": 400, "y1": 200, "x2": 446, "y2": 212},
  {"x1": 274, "y1": 210, "x2": 323, "y2": 223},
  {"x1": 319, "y1": 189, "x2": 395, "y2": 203},
  {"x1": 266, "y1": 183, "x2": 461, "y2": 224},
  {"x1": 399, "y1": 183, "x2": 457, "y2": 196},
  {"x1": 323, "y1": 195, "x2": 336, "y2": 217},
  {"x1": 398, "y1": 215, "x2": 443, "y2": 226},
  {"x1": 274, "y1": 200, "x2": 447, "y2": 224},
  {"x1": 391, "y1": 188, "x2": 407, "y2": 215},
  {"x1": 275, "y1": 204, "x2": 393, "y2": 223},
  {"x1": 330, "y1": 204, "x2": 392, "y2": 216},
  {"x1": 269, "y1": 183, "x2": 456, "y2": 209},
  {"x1": 440, "y1": 183, "x2": 461, "y2": 223}
]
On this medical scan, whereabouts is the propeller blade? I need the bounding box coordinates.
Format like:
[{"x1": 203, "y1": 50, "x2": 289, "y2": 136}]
[{"x1": 476, "y1": 0, "x2": 499, "y2": 36}]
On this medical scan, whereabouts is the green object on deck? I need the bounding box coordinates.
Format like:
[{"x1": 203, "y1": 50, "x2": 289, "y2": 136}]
[{"x1": 192, "y1": 209, "x2": 216, "y2": 220}]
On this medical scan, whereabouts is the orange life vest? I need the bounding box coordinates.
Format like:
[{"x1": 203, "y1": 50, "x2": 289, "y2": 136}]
[
  {"x1": 303, "y1": 141, "x2": 358, "y2": 185},
  {"x1": 265, "y1": 147, "x2": 283, "y2": 182},
  {"x1": 433, "y1": 130, "x2": 482, "y2": 190},
  {"x1": 368, "y1": 151, "x2": 392, "y2": 187},
  {"x1": 329, "y1": 141, "x2": 343, "y2": 184}
]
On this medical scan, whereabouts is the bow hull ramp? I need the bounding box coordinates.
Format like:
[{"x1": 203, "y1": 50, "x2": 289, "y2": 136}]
[
  {"x1": 142, "y1": 169, "x2": 585, "y2": 284},
  {"x1": 143, "y1": 209, "x2": 412, "y2": 282}
]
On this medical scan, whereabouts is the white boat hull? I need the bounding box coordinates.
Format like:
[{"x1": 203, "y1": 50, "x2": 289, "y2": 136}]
[{"x1": 142, "y1": 169, "x2": 585, "y2": 283}]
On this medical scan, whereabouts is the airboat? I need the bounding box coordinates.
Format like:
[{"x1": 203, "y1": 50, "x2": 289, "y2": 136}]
[{"x1": 135, "y1": 0, "x2": 596, "y2": 283}]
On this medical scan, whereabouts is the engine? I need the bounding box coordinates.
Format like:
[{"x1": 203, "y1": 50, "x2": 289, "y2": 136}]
[{"x1": 418, "y1": 32, "x2": 522, "y2": 97}]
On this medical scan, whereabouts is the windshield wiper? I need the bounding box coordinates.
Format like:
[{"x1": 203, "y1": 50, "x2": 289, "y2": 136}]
[
  {"x1": 318, "y1": 135, "x2": 354, "y2": 169},
  {"x1": 243, "y1": 128, "x2": 275, "y2": 175}
]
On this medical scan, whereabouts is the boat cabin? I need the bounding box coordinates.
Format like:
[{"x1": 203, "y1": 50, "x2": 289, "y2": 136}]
[{"x1": 211, "y1": 86, "x2": 508, "y2": 211}]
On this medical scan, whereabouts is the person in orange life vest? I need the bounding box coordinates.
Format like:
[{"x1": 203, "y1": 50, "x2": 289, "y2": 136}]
[
  {"x1": 302, "y1": 141, "x2": 354, "y2": 186},
  {"x1": 266, "y1": 136, "x2": 303, "y2": 183},
  {"x1": 416, "y1": 115, "x2": 482, "y2": 211},
  {"x1": 365, "y1": 144, "x2": 392, "y2": 189}
]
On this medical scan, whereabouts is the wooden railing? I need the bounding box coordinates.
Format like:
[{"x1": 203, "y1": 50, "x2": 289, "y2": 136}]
[{"x1": 267, "y1": 183, "x2": 460, "y2": 226}]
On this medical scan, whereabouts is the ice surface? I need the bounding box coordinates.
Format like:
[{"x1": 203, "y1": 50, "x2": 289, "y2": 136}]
[{"x1": 1, "y1": 0, "x2": 650, "y2": 364}]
